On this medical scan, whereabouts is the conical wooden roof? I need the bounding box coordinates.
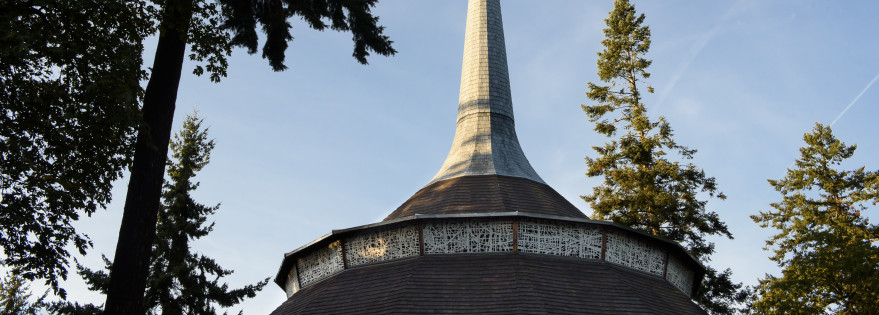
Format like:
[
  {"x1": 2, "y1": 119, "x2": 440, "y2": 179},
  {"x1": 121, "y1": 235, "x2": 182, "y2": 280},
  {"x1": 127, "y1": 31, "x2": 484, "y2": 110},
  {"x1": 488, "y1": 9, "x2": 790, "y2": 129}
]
[
  {"x1": 384, "y1": 175, "x2": 586, "y2": 221},
  {"x1": 272, "y1": 254, "x2": 704, "y2": 314}
]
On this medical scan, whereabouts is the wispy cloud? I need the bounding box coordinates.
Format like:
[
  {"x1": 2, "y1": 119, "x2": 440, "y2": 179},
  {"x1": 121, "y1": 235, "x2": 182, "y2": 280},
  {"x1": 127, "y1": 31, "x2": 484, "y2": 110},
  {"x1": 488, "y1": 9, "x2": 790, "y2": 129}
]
[
  {"x1": 777, "y1": 72, "x2": 879, "y2": 179},
  {"x1": 656, "y1": 1, "x2": 745, "y2": 110},
  {"x1": 830, "y1": 71, "x2": 879, "y2": 127},
  {"x1": 656, "y1": 29, "x2": 720, "y2": 110}
]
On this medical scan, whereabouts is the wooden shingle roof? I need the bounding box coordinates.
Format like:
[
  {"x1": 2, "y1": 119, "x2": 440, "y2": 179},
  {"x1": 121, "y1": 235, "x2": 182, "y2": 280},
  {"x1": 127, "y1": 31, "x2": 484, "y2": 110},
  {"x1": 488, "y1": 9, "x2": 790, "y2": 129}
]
[
  {"x1": 383, "y1": 175, "x2": 588, "y2": 221},
  {"x1": 270, "y1": 253, "x2": 705, "y2": 314}
]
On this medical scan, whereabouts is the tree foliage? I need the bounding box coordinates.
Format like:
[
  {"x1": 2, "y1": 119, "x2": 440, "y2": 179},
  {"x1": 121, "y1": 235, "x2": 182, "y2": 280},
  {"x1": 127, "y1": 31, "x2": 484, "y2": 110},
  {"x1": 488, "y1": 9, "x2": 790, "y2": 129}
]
[
  {"x1": 751, "y1": 123, "x2": 879, "y2": 314},
  {"x1": 0, "y1": 269, "x2": 48, "y2": 314},
  {"x1": 219, "y1": 0, "x2": 397, "y2": 71},
  {"x1": 104, "y1": 1, "x2": 395, "y2": 313},
  {"x1": 582, "y1": 0, "x2": 746, "y2": 313},
  {"x1": 0, "y1": 0, "x2": 151, "y2": 297},
  {"x1": 145, "y1": 112, "x2": 268, "y2": 314},
  {"x1": 79, "y1": 112, "x2": 268, "y2": 314}
]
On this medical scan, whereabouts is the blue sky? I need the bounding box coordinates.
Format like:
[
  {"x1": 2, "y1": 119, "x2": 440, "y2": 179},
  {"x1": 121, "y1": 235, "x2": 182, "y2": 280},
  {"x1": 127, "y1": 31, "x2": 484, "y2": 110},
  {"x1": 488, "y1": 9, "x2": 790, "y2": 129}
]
[{"x1": 60, "y1": 1, "x2": 879, "y2": 313}]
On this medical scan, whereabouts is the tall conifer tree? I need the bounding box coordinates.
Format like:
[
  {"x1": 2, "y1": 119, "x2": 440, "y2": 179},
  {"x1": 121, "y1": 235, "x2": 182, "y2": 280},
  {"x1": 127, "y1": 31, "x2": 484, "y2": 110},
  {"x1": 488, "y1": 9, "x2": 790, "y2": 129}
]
[
  {"x1": 751, "y1": 123, "x2": 879, "y2": 314},
  {"x1": 0, "y1": 270, "x2": 47, "y2": 314},
  {"x1": 77, "y1": 112, "x2": 267, "y2": 314},
  {"x1": 105, "y1": 2, "x2": 396, "y2": 312},
  {"x1": 582, "y1": 0, "x2": 746, "y2": 313}
]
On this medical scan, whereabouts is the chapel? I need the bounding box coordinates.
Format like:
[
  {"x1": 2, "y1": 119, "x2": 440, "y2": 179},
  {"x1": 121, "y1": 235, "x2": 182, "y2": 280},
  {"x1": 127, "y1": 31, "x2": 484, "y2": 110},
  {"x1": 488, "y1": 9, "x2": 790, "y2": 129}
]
[{"x1": 270, "y1": 1, "x2": 706, "y2": 313}]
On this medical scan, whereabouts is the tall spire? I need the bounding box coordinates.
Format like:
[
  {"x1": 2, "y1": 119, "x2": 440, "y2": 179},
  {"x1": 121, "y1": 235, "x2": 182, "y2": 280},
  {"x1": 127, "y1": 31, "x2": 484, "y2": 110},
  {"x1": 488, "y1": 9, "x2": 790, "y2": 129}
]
[{"x1": 429, "y1": 0, "x2": 543, "y2": 185}]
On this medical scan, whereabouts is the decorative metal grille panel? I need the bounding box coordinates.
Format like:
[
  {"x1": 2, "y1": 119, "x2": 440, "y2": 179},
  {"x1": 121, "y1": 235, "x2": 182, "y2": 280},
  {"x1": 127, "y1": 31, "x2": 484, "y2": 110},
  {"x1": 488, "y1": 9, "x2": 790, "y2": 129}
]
[
  {"x1": 423, "y1": 220, "x2": 513, "y2": 254},
  {"x1": 345, "y1": 225, "x2": 420, "y2": 267},
  {"x1": 285, "y1": 266, "x2": 300, "y2": 298},
  {"x1": 666, "y1": 254, "x2": 694, "y2": 296},
  {"x1": 518, "y1": 220, "x2": 602, "y2": 259},
  {"x1": 286, "y1": 218, "x2": 700, "y2": 295},
  {"x1": 297, "y1": 240, "x2": 344, "y2": 287},
  {"x1": 605, "y1": 230, "x2": 666, "y2": 276}
]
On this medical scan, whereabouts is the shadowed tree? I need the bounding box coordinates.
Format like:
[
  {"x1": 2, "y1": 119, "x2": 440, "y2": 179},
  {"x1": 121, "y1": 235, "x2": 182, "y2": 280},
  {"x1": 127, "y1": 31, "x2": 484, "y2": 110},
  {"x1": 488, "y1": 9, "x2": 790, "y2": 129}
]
[
  {"x1": 581, "y1": 0, "x2": 747, "y2": 313},
  {"x1": 72, "y1": 112, "x2": 268, "y2": 314},
  {"x1": 0, "y1": 0, "x2": 150, "y2": 297},
  {"x1": 751, "y1": 123, "x2": 879, "y2": 314},
  {"x1": 105, "y1": 1, "x2": 396, "y2": 313}
]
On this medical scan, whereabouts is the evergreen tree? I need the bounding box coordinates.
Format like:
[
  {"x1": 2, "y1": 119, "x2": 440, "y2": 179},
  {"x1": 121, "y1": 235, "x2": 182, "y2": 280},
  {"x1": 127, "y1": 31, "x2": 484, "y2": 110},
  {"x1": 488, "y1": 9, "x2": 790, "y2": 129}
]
[
  {"x1": 582, "y1": 0, "x2": 746, "y2": 313},
  {"x1": 751, "y1": 123, "x2": 879, "y2": 314},
  {"x1": 3, "y1": 0, "x2": 396, "y2": 306},
  {"x1": 79, "y1": 112, "x2": 268, "y2": 314},
  {"x1": 105, "y1": 1, "x2": 396, "y2": 312},
  {"x1": 0, "y1": 269, "x2": 47, "y2": 315}
]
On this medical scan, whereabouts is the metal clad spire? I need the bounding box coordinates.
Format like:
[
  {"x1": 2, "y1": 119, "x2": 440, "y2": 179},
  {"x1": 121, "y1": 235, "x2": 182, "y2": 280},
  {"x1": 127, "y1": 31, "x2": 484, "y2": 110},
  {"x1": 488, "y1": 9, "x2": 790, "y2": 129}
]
[{"x1": 429, "y1": 0, "x2": 544, "y2": 185}]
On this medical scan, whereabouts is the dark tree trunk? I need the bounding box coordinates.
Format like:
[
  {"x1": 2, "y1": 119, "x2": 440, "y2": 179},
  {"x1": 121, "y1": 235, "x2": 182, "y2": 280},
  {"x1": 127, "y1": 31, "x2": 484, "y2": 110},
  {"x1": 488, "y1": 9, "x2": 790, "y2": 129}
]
[{"x1": 103, "y1": 0, "x2": 193, "y2": 313}]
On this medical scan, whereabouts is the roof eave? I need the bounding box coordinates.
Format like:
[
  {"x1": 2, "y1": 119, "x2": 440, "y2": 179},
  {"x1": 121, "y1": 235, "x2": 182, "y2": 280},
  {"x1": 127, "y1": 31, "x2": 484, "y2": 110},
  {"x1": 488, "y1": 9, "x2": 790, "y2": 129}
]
[{"x1": 274, "y1": 212, "x2": 706, "y2": 289}]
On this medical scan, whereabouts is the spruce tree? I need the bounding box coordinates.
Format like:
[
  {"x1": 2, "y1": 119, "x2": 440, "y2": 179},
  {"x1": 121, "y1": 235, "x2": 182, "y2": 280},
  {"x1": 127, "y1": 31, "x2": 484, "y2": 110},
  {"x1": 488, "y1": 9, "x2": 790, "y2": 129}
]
[
  {"x1": 78, "y1": 112, "x2": 268, "y2": 314},
  {"x1": 106, "y1": 2, "x2": 396, "y2": 312},
  {"x1": 582, "y1": 0, "x2": 746, "y2": 313},
  {"x1": 0, "y1": 270, "x2": 47, "y2": 315},
  {"x1": 751, "y1": 123, "x2": 879, "y2": 314}
]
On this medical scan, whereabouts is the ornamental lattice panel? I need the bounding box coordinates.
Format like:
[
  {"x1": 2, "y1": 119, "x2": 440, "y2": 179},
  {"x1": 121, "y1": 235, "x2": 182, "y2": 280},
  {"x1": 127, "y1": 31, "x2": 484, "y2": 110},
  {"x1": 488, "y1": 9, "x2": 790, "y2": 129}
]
[
  {"x1": 423, "y1": 219, "x2": 513, "y2": 254},
  {"x1": 345, "y1": 225, "x2": 420, "y2": 267},
  {"x1": 605, "y1": 230, "x2": 666, "y2": 276},
  {"x1": 666, "y1": 254, "x2": 695, "y2": 296},
  {"x1": 297, "y1": 240, "x2": 344, "y2": 287},
  {"x1": 518, "y1": 220, "x2": 602, "y2": 259}
]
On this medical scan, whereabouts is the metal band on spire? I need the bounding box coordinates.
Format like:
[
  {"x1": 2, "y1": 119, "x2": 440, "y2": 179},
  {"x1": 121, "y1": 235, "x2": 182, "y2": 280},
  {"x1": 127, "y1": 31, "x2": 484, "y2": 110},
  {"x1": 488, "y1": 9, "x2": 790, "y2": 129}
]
[{"x1": 428, "y1": 0, "x2": 544, "y2": 185}]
